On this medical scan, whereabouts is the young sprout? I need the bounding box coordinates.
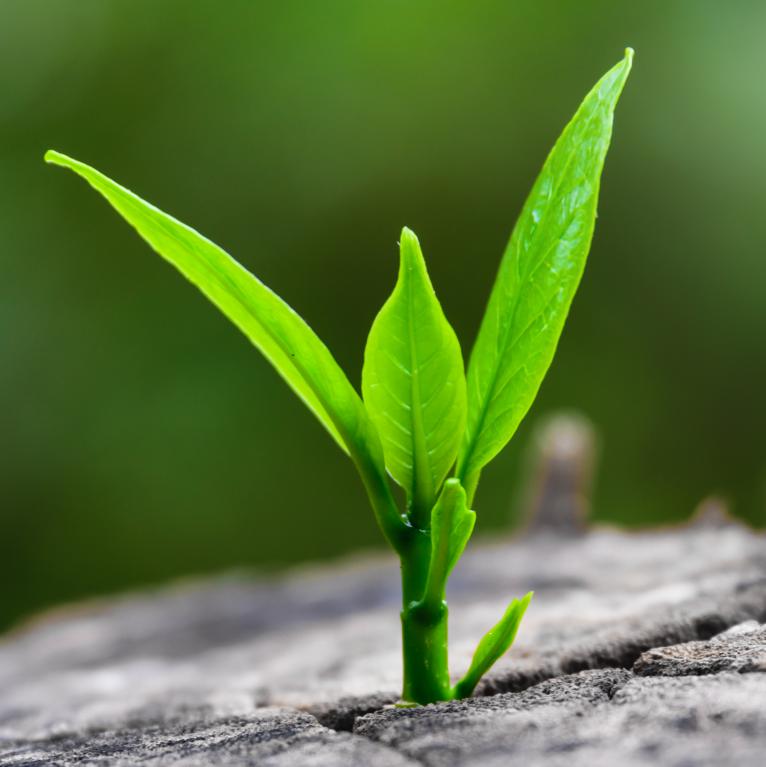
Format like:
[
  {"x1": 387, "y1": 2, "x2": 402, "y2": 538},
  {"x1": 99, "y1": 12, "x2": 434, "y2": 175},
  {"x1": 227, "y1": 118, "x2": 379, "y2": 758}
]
[{"x1": 45, "y1": 49, "x2": 632, "y2": 705}]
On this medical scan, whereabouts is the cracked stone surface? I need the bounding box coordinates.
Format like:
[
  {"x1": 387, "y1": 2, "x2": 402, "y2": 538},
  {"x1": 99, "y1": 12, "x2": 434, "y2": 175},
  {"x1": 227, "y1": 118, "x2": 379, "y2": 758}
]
[
  {"x1": 634, "y1": 619, "x2": 766, "y2": 676},
  {"x1": 1, "y1": 517, "x2": 764, "y2": 765},
  {"x1": 356, "y1": 666, "x2": 766, "y2": 766},
  {"x1": 0, "y1": 705, "x2": 416, "y2": 767}
]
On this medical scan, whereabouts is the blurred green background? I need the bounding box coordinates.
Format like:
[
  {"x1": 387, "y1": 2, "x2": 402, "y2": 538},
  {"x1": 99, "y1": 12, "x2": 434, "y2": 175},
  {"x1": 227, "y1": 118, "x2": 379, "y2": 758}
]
[{"x1": 2, "y1": 0, "x2": 765, "y2": 631}]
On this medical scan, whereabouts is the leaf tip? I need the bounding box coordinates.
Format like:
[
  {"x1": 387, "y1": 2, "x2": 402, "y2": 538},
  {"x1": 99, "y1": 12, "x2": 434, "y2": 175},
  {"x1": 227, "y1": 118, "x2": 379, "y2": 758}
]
[
  {"x1": 398, "y1": 225, "x2": 428, "y2": 279},
  {"x1": 441, "y1": 477, "x2": 466, "y2": 504},
  {"x1": 44, "y1": 149, "x2": 78, "y2": 171},
  {"x1": 615, "y1": 48, "x2": 634, "y2": 89},
  {"x1": 613, "y1": 47, "x2": 634, "y2": 95},
  {"x1": 399, "y1": 225, "x2": 419, "y2": 249}
]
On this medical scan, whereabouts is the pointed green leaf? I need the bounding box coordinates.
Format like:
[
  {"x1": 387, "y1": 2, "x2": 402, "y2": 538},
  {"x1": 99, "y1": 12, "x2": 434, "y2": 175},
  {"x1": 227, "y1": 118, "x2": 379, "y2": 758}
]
[
  {"x1": 422, "y1": 478, "x2": 476, "y2": 607},
  {"x1": 45, "y1": 150, "x2": 358, "y2": 451},
  {"x1": 454, "y1": 591, "x2": 533, "y2": 699},
  {"x1": 457, "y1": 50, "x2": 633, "y2": 494},
  {"x1": 45, "y1": 150, "x2": 407, "y2": 548},
  {"x1": 362, "y1": 227, "x2": 466, "y2": 520}
]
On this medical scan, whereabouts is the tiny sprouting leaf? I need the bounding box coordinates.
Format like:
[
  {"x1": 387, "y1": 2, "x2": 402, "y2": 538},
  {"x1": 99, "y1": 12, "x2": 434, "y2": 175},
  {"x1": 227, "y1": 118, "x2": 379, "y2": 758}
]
[
  {"x1": 453, "y1": 591, "x2": 533, "y2": 699},
  {"x1": 457, "y1": 50, "x2": 633, "y2": 495},
  {"x1": 422, "y1": 479, "x2": 476, "y2": 606},
  {"x1": 362, "y1": 227, "x2": 466, "y2": 518}
]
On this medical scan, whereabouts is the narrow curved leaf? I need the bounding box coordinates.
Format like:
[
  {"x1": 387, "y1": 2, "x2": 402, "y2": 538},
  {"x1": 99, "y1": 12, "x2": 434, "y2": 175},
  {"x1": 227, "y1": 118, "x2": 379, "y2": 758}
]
[
  {"x1": 45, "y1": 150, "x2": 363, "y2": 452},
  {"x1": 453, "y1": 591, "x2": 533, "y2": 699},
  {"x1": 45, "y1": 150, "x2": 407, "y2": 547},
  {"x1": 422, "y1": 478, "x2": 475, "y2": 607},
  {"x1": 457, "y1": 50, "x2": 633, "y2": 492},
  {"x1": 362, "y1": 227, "x2": 466, "y2": 518}
]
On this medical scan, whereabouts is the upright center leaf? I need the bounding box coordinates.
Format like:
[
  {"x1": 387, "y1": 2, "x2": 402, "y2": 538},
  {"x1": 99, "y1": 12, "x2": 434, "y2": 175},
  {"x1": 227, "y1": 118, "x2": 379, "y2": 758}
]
[{"x1": 363, "y1": 228, "x2": 466, "y2": 524}]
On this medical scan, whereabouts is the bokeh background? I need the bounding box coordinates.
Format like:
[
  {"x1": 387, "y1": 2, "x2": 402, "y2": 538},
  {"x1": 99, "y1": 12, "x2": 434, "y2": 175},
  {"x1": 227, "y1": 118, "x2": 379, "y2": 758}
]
[{"x1": 2, "y1": 0, "x2": 765, "y2": 631}]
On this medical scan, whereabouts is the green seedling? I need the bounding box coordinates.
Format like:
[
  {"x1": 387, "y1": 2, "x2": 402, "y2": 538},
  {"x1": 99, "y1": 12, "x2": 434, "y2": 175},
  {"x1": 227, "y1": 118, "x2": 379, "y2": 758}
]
[{"x1": 45, "y1": 49, "x2": 632, "y2": 705}]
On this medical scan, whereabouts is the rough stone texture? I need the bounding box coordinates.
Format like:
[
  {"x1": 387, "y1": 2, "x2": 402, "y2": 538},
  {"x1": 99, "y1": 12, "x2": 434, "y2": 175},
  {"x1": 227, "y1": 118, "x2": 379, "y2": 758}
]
[
  {"x1": 1, "y1": 516, "x2": 764, "y2": 765},
  {"x1": 0, "y1": 704, "x2": 416, "y2": 766},
  {"x1": 634, "y1": 620, "x2": 766, "y2": 676},
  {"x1": 308, "y1": 693, "x2": 398, "y2": 732},
  {"x1": 356, "y1": 665, "x2": 766, "y2": 767}
]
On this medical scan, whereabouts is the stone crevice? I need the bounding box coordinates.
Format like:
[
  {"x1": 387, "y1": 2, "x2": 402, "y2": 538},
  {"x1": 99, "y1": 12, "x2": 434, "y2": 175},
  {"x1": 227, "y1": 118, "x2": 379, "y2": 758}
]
[{"x1": 350, "y1": 625, "x2": 766, "y2": 766}]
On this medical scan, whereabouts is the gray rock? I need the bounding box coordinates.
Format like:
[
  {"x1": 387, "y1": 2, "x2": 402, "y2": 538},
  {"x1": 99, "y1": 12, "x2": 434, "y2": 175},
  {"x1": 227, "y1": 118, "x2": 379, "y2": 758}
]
[
  {"x1": 1, "y1": 519, "x2": 765, "y2": 765},
  {"x1": 307, "y1": 693, "x2": 399, "y2": 732},
  {"x1": 354, "y1": 668, "x2": 632, "y2": 741},
  {"x1": 356, "y1": 668, "x2": 766, "y2": 767},
  {"x1": 634, "y1": 620, "x2": 766, "y2": 676},
  {"x1": 0, "y1": 703, "x2": 416, "y2": 766}
]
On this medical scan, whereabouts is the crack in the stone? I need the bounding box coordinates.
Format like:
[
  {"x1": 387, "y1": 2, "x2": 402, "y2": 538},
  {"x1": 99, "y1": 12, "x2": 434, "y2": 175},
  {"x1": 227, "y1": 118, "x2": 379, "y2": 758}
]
[
  {"x1": 475, "y1": 581, "x2": 766, "y2": 698},
  {"x1": 309, "y1": 593, "x2": 766, "y2": 738}
]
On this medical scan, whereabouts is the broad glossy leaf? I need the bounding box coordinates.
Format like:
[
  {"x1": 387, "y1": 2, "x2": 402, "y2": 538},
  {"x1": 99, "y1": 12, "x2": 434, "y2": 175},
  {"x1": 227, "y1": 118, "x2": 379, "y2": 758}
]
[
  {"x1": 362, "y1": 227, "x2": 466, "y2": 517},
  {"x1": 44, "y1": 151, "x2": 408, "y2": 546},
  {"x1": 457, "y1": 50, "x2": 633, "y2": 493},
  {"x1": 453, "y1": 591, "x2": 532, "y2": 699},
  {"x1": 422, "y1": 479, "x2": 475, "y2": 606}
]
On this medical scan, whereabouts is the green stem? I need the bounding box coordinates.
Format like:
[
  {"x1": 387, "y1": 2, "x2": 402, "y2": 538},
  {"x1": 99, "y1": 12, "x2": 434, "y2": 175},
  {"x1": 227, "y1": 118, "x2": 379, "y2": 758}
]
[
  {"x1": 352, "y1": 446, "x2": 409, "y2": 555},
  {"x1": 399, "y1": 535, "x2": 452, "y2": 704}
]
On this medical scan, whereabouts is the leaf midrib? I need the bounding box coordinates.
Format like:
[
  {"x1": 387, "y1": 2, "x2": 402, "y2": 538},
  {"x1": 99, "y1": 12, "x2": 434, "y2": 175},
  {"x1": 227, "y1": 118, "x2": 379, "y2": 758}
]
[{"x1": 406, "y1": 265, "x2": 435, "y2": 517}]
